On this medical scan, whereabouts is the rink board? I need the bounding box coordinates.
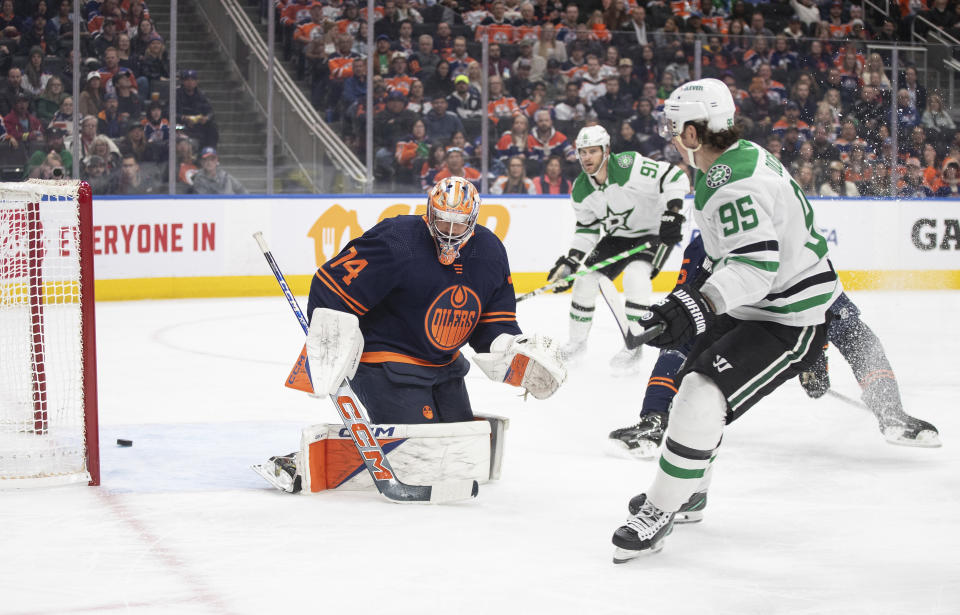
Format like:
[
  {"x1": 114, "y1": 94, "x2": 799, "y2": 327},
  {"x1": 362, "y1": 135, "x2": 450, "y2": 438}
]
[{"x1": 84, "y1": 195, "x2": 960, "y2": 300}]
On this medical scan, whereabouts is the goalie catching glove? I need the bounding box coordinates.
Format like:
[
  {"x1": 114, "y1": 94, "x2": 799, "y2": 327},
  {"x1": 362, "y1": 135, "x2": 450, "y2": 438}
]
[
  {"x1": 472, "y1": 333, "x2": 566, "y2": 399},
  {"x1": 627, "y1": 285, "x2": 714, "y2": 350},
  {"x1": 546, "y1": 249, "x2": 584, "y2": 293}
]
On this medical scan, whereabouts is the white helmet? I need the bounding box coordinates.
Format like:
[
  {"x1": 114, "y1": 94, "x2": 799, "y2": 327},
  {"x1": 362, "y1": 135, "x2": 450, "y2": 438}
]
[
  {"x1": 661, "y1": 78, "x2": 736, "y2": 139},
  {"x1": 575, "y1": 125, "x2": 610, "y2": 178}
]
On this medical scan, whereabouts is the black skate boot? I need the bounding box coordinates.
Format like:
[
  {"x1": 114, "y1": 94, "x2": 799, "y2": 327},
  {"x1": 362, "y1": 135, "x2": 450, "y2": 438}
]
[
  {"x1": 799, "y1": 350, "x2": 829, "y2": 399},
  {"x1": 612, "y1": 495, "x2": 675, "y2": 563},
  {"x1": 607, "y1": 412, "x2": 667, "y2": 459},
  {"x1": 876, "y1": 409, "x2": 941, "y2": 448},
  {"x1": 628, "y1": 491, "x2": 707, "y2": 523}
]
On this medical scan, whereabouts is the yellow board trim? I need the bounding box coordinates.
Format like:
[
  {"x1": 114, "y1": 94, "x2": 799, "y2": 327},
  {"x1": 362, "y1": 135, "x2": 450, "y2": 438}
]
[{"x1": 93, "y1": 270, "x2": 960, "y2": 302}]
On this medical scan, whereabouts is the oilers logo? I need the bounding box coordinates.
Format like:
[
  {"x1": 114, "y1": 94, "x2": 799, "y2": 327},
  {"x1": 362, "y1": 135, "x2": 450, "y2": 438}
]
[{"x1": 424, "y1": 285, "x2": 481, "y2": 351}]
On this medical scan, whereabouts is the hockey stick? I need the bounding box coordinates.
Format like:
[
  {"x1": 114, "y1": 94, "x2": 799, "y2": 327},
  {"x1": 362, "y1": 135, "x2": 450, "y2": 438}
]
[
  {"x1": 826, "y1": 388, "x2": 867, "y2": 410},
  {"x1": 649, "y1": 242, "x2": 674, "y2": 279},
  {"x1": 516, "y1": 242, "x2": 652, "y2": 302},
  {"x1": 253, "y1": 232, "x2": 479, "y2": 504}
]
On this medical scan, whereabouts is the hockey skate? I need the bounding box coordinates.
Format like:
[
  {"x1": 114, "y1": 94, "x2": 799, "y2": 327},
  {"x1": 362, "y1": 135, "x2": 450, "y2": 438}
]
[
  {"x1": 559, "y1": 340, "x2": 587, "y2": 363},
  {"x1": 252, "y1": 453, "x2": 302, "y2": 493},
  {"x1": 612, "y1": 495, "x2": 675, "y2": 563},
  {"x1": 609, "y1": 345, "x2": 643, "y2": 376},
  {"x1": 799, "y1": 351, "x2": 829, "y2": 398},
  {"x1": 628, "y1": 491, "x2": 707, "y2": 524},
  {"x1": 876, "y1": 409, "x2": 941, "y2": 448},
  {"x1": 607, "y1": 412, "x2": 667, "y2": 459}
]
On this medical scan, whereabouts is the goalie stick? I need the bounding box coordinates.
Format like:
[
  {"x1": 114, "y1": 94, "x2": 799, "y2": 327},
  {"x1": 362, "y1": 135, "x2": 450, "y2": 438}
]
[
  {"x1": 252, "y1": 232, "x2": 479, "y2": 504},
  {"x1": 516, "y1": 242, "x2": 652, "y2": 302}
]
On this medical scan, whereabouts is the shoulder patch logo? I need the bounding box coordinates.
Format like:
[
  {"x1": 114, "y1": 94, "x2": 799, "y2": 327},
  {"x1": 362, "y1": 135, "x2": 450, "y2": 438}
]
[
  {"x1": 617, "y1": 153, "x2": 634, "y2": 168},
  {"x1": 705, "y1": 164, "x2": 732, "y2": 189}
]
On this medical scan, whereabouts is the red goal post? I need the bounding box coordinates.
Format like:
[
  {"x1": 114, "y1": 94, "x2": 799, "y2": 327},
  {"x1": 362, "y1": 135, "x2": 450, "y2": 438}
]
[{"x1": 0, "y1": 180, "x2": 99, "y2": 487}]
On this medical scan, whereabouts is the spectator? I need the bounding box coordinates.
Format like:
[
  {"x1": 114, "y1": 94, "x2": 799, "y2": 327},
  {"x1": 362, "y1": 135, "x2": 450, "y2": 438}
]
[
  {"x1": 901, "y1": 125, "x2": 927, "y2": 162},
  {"x1": 820, "y1": 160, "x2": 860, "y2": 197},
  {"x1": 143, "y1": 100, "x2": 169, "y2": 146},
  {"x1": 811, "y1": 123, "x2": 841, "y2": 163},
  {"x1": 769, "y1": 35, "x2": 798, "y2": 73},
  {"x1": 782, "y1": 15, "x2": 805, "y2": 42},
  {"x1": 553, "y1": 80, "x2": 588, "y2": 122},
  {"x1": 491, "y1": 155, "x2": 537, "y2": 194},
  {"x1": 556, "y1": 3, "x2": 580, "y2": 43},
  {"x1": 448, "y1": 130, "x2": 477, "y2": 164},
  {"x1": 895, "y1": 88, "x2": 920, "y2": 140},
  {"x1": 115, "y1": 152, "x2": 158, "y2": 194},
  {"x1": 433, "y1": 146, "x2": 481, "y2": 188},
  {"x1": 742, "y1": 35, "x2": 771, "y2": 73},
  {"x1": 81, "y1": 154, "x2": 113, "y2": 194},
  {"x1": 35, "y1": 76, "x2": 67, "y2": 125},
  {"x1": 773, "y1": 101, "x2": 813, "y2": 142},
  {"x1": 374, "y1": 90, "x2": 418, "y2": 180},
  {"x1": 394, "y1": 19, "x2": 415, "y2": 56},
  {"x1": 935, "y1": 162, "x2": 960, "y2": 197},
  {"x1": 26, "y1": 125, "x2": 71, "y2": 177},
  {"x1": 0, "y1": 67, "x2": 27, "y2": 117},
  {"x1": 433, "y1": 21, "x2": 453, "y2": 56},
  {"x1": 739, "y1": 80, "x2": 775, "y2": 140},
  {"x1": 404, "y1": 79, "x2": 427, "y2": 114},
  {"x1": 612, "y1": 119, "x2": 644, "y2": 155},
  {"x1": 113, "y1": 69, "x2": 141, "y2": 122},
  {"x1": 578, "y1": 54, "x2": 607, "y2": 107},
  {"x1": 131, "y1": 17, "x2": 158, "y2": 58},
  {"x1": 495, "y1": 113, "x2": 532, "y2": 166},
  {"x1": 446, "y1": 36, "x2": 475, "y2": 77},
  {"x1": 116, "y1": 32, "x2": 139, "y2": 74},
  {"x1": 921, "y1": 93, "x2": 955, "y2": 138},
  {"x1": 534, "y1": 22, "x2": 566, "y2": 65},
  {"x1": 790, "y1": 80, "x2": 818, "y2": 125},
  {"x1": 419, "y1": 142, "x2": 447, "y2": 191},
  {"x1": 385, "y1": 51, "x2": 415, "y2": 96},
  {"x1": 487, "y1": 74, "x2": 521, "y2": 126},
  {"x1": 634, "y1": 44, "x2": 658, "y2": 85},
  {"x1": 921, "y1": 143, "x2": 942, "y2": 190},
  {"x1": 88, "y1": 134, "x2": 121, "y2": 173},
  {"x1": 593, "y1": 75, "x2": 633, "y2": 134},
  {"x1": 478, "y1": 0, "x2": 517, "y2": 45},
  {"x1": 175, "y1": 135, "x2": 198, "y2": 191},
  {"x1": 561, "y1": 41, "x2": 588, "y2": 82},
  {"x1": 138, "y1": 34, "x2": 169, "y2": 96},
  {"x1": 118, "y1": 120, "x2": 164, "y2": 163},
  {"x1": 393, "y1": 117, "x2": 430, "y2": 189},
  {"x1": 49, "y1": 95, "x2": 73, "y2": 136},
  {"x1": 126, "y1": 0, "x2": 150, "y2": 39},
  {"x1": 897, "y1": 157, "x2": 934, "y2": 197},
  {"x1": 97, "y1": 93, "x2": 124, "y2": 139},
  {"x1": 177, "y1": 69, "x2": 218, "y2": 150},
  {"x1": 77, "y1": 71, "x2": 102, "y2": 118},
  {"x1": 447, "y1": 74, "x2": 481, "y2": 120},
  {"x1": 27, "y1": 150, "x2": 65, "y2": 179},
  {"x1": 853, "y1": 86, "x2": 884, "y2": 146},
  {"x1": 902, "y1": 66, "x2": 927, "y2": 113},
  {"x1": 423, "y1": 93, "x2": 464, "y2": 143},
  {"x1": 4, "y1": 92, "x2": 42, "y2": 149},
  {"x1": 845, "y1": 144, "x2": 874, "y2": 191},
  {"x1": 657, "y1": 71, "x2": 677, "y2": 99},
  {"x1": 423, "y1": 59, "x2": 452, "y2": 99},
  {"x1": 663, "y1": 49, "x2": 690, "y2": 85},
  {"x1": 616, "y1": 57, "x2": 641, "y2": 101},
  {"x1": 93, "y1": 18, "x2": 122, "y2": 60},
  {"x1": 21, "y1": 47, "x2": 50, "y2": 97},
  {"x1": 341, "y1": 58, "x2": 367, "y2": 117},
  {"x1": 409, "y1": 34, "x2": 438, "y2": 78},
  {"x1": 192, "y1": 147, "x2": 246, "y2": 194},
  {"x1": 506, "y1": 57, "x2": 535, "y2": 101},
  {"x1": 485, "y1": 42, "x2": 511, "y2": 79},
  {"x1": 518, "y1": 81, "x2": 548, "y2": 119},
  {"x1": 513, "y1": 39, "x2": 546, "y2": 82},
  {"x1": 529, "y1": 108, "x2": 576, "y2": 169},
  {"x1": 795, "y1": 162, "x2": 818, "y2": 196}
]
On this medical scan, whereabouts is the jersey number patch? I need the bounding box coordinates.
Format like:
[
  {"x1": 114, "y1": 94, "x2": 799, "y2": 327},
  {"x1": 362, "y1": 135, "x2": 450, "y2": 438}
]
[
  {"x1": 717, "y1": 196, "x2": 759, "y2": 237},
  {"x1": 329, "y1": 246, "x2": 368, "y2": 286},
  {"x1": 790, "y1": 180, "x2": 828, "y2": 258}
]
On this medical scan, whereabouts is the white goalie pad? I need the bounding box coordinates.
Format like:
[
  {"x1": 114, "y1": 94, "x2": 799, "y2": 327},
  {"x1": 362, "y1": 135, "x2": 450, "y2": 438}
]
[
  {"x1": 297, "y1": 416, "x2": 508, "y2": 493},
  {"x1": 472, "y1": 333, "x2": 567, "y2": 399},
  {"x1": 306, "y1": 307, "x2": 364, "y2": 395}
]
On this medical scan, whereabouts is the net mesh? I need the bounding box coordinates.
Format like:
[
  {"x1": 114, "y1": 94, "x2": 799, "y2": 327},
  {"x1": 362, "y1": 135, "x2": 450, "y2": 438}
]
[{"x1": 0, "y1": 181, "x2": 90, "y2": 485}]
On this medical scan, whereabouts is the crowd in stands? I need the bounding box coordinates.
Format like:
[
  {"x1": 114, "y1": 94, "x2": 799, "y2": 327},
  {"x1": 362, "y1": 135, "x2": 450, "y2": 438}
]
[
  {"x1": 277, "y1": 0, "x2": 960, "y2": 197},
  {"x1": 0, "y1": 0, "x2": 242, "y2": 194}
]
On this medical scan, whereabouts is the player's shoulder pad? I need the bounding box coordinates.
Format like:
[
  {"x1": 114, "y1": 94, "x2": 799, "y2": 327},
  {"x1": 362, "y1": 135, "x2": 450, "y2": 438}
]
[
  {"x1": 362, "y1": 214, "x2": 425, "y2": 258},
  {"x1": 694, "y1": 139, "x2": 761, "y2": 211},
  {"x1": 466, "y1": 223, "x2": 509, "y2": 260},
  {"x1": 570, "y1": 171, "x2": 594, "y2": 203}
]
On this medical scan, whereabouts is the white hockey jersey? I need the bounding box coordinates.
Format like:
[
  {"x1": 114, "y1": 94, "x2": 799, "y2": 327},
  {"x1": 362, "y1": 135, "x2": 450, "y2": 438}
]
[
  {"x1": 695, "y1": 139, "x2": 842, "y2": 326},
  {"x1": 568, "y1": 152, "x2": 690, "y2": 255}
]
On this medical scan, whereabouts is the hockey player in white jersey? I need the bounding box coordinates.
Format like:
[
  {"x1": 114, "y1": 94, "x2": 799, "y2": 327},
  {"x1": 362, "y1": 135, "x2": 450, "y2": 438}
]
[
  {"x1": 611, "y1": 78, "x2": 842, "y2": 562},
  {"x1": 547, "y1": 124, "x2": 690, "y2": 374}
]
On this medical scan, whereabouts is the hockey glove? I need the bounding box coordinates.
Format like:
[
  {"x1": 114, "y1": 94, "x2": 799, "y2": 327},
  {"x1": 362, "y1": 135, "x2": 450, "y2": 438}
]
[
  {"x1": 658, "y1": 210, "x2": 685, "y2": 247},
  {"x1": 799, "y1": 346, "x2": 830, "y2": 398},
  {"x1": 627, "y1": 285, "x2": 714, "y2": 350},
  {"x1": 547, "y1": 249, "x2": 584, "y2": 293}
]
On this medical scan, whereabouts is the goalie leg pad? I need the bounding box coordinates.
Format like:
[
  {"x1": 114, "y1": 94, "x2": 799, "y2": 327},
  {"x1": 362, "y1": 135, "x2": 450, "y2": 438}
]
[{"x1": 299, "y1": 420, "x2": 494, "y2": 493}]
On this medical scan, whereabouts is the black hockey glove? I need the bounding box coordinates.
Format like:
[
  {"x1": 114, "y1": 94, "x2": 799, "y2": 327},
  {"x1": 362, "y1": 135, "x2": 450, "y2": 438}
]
[
  {"x1": 547, "y1": 249, "x2": 584, "y2": 293},
  {"x1": 627, "y1": 285, "x2": 715, "y2": 350},
  {"x1": 658, "y1": 209, "x2": 685, "y2": 247}
]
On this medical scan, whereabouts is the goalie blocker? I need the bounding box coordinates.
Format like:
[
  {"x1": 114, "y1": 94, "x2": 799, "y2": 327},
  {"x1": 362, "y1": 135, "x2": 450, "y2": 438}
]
[{"x1": 254, "y1": 414, "x2": 509, "y2": 494}]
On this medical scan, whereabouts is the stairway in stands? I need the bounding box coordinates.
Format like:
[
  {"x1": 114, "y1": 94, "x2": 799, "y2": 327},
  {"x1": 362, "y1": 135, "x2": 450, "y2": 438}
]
[{"x1": 149, "y1": 1, "x2": 278, "y2": 194}]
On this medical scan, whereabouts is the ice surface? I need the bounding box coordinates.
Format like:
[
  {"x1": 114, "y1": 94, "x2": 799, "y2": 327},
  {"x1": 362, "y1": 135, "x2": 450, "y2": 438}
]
[{"x1": 1, "y1": 291, "x2": 958, "y2": 615}]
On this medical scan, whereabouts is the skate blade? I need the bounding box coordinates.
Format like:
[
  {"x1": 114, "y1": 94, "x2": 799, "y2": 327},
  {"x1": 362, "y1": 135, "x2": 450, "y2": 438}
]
[
  {"x1": 251, "y1": 463, "x2": 297, "y2": 493},
  {"x1": 674, "y1": 510, "x2": 704, "y2": 524},
  {"x1": 612, "y1": 540, "x2": 666, "y2": 564},
  {"x1": 883, "y1": 427, "x2": 942, "y2": 448},
  {"x1": 605, "y1": 439, "x2": 659, "y2": 460}
]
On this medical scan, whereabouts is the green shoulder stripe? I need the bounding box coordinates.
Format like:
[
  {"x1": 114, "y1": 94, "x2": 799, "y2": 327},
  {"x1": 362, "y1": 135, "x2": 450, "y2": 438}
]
[
  {"x1": 571, "y1": 172, "x2": 594, "y2": 203},
  {"x1": 694, "y1": 140, "x2": 760, "y2": 211},
  {"x1": 606, "y1": 151, "x2": 636, "y2": 187}
]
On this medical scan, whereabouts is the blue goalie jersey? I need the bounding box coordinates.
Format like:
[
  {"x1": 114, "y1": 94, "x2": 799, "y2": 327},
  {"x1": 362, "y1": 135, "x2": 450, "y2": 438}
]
[{"x1": 307, "y1": 215, "x2": 522, "y2": 367}]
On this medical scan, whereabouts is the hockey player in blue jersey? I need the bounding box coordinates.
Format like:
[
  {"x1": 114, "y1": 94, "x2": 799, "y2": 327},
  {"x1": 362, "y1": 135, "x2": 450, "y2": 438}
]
[{"x1": 304, "y1": 176, "x2": 566, "y2": 424}]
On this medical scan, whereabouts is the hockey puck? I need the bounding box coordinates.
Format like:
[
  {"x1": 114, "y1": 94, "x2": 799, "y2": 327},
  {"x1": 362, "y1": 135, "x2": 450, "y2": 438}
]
[{"x1": 116, "y1": 439, "x2": 133, "y2": 447}]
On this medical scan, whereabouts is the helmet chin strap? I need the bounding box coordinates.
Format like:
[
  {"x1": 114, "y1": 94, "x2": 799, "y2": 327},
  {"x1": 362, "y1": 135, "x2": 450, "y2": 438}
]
[{"x1": 674, "y1": 136, "x2": 701, "y2": 167}]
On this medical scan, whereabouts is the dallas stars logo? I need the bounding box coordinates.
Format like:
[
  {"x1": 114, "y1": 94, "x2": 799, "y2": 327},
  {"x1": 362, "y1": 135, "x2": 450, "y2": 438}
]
[
  {"x1": 705, "y1": 164, "x2": 732, "y2": 189},
  {"x1": 602, "y1": 205, "x2": 634, "y2": 233}
]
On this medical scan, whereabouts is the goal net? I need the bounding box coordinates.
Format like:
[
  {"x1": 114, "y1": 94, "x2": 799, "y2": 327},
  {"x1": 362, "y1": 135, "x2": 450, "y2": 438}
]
[{"x1": 0, "y1": 180, "x2": 99, "y2": 487}]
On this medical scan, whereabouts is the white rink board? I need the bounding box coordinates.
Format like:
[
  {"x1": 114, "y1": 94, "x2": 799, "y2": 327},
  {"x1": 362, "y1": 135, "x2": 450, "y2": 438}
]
[{"x1": 87, "y1": 196, "x2": 960, "y2": 292}]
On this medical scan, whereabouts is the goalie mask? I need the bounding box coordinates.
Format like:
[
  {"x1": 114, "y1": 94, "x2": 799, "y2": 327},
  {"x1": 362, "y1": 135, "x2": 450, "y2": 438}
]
[
  {"x1": 575, "y1": 125, "x2": 610, "y2": 180},
  {"x1": 662, "y1": 78, "x2": 737, "y2": 165},
  {"x1": 427, "y1": 176, "x2": 481, "y2": 265}
]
